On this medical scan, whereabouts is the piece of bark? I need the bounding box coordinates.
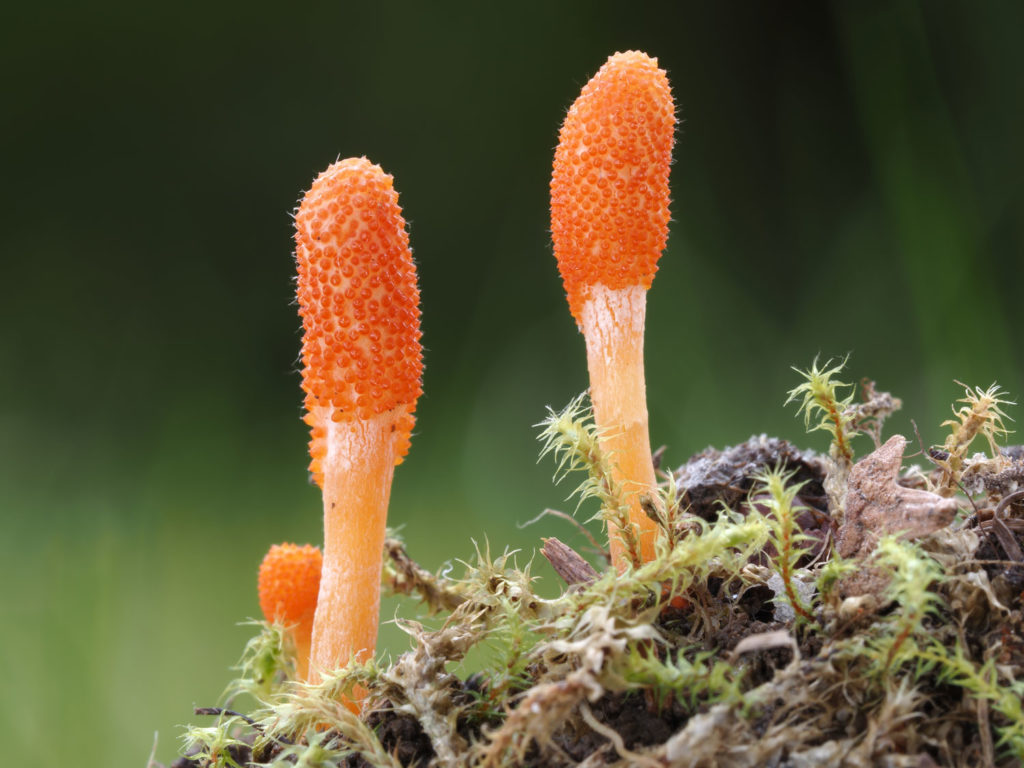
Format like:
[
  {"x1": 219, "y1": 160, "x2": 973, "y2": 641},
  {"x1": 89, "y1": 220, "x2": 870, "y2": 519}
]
[
  {"x1": 542, "y1": 537, "x2": 599, "y2": 587},
  {"x1": 838, "y1": 435, "x2": 959, "y2": 596}
]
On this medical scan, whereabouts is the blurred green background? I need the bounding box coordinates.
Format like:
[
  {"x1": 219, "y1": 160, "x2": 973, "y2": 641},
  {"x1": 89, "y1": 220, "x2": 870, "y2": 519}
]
[{"x1": 2, "y1": 2, "x2": 1022, "y2": 764}]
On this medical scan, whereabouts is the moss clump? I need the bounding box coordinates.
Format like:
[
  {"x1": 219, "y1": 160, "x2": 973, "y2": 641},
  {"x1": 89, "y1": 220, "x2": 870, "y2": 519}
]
[{"x1": 168, "y1": 362, "x2": 1024, "y2": 768}]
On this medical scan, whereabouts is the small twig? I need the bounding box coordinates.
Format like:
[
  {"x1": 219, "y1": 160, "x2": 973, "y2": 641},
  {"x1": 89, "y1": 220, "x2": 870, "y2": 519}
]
[{"x1": 541, "y1": 537, "x2": 599, "y2": 587}]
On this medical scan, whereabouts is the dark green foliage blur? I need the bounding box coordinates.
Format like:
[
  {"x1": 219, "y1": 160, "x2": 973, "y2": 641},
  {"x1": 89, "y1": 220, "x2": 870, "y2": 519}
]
[{"x1": 2, "y1": 2, "x2": 1022, "y2": 765}]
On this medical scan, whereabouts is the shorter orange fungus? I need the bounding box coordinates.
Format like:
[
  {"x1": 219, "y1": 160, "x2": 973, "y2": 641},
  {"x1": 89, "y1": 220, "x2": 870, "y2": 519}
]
[{"x1": 258, "y1": 542, "x2": 323, "y2": 680}]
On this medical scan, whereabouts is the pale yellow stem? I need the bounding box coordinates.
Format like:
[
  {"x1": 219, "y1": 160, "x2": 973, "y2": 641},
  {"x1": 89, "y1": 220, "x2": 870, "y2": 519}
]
[
  {"x1": 580, "y1": 284, "x2": 658, "y2": 567},
  {"x1": 309, "y1": 408, "x2": 398, "y2": 686}
]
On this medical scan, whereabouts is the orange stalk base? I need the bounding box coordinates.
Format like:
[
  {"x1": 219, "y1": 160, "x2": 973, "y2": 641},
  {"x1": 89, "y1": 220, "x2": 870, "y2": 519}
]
[
  {"x1": 309, "y1": 409, "x2": 398, "y2": 697},
  {"x1": 580, "y1": 284, "x2": 659, "y2": 568},
  {"x1": 292, "y1": 630, "x2": 313, "y2": 682}
]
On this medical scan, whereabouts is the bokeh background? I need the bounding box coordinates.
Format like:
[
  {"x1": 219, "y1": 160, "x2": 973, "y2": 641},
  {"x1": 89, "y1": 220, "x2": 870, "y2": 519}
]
[{"x1": 3, "y1": 2, "x2": 1023, "y2": 765}]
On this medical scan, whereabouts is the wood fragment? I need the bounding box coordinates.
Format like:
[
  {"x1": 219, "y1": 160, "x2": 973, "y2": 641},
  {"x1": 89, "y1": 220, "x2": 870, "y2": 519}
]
[{"x1": 541, "y1": 537, "x2": 599, "y2": 587}]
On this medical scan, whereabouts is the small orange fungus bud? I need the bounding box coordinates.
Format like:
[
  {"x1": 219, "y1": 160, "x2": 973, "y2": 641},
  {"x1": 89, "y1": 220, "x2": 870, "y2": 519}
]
[
  {"x1": 295, "y1": 156, "x2": 424, "y2": 486},
  {"x1": 550, "y1": 51, "x2": 675, "y2": 322},
  {"x1": 258, "y1": 542, "x2": 322, "y2": 626},
  {"x1": 258, "y1": 543, "x2": 322, "y2": 679}
]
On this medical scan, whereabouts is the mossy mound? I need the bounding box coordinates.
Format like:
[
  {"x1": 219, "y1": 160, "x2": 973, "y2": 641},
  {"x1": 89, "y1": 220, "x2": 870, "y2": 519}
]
[{"x1": 165, "y1": 374, "x2": 1024, "y2": 768}]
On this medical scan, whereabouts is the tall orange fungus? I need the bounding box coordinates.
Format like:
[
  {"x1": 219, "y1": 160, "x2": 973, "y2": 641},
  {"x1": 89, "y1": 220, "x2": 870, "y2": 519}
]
[{"x1": 550, "y1": 51, "x2": 676, "y2": 568}]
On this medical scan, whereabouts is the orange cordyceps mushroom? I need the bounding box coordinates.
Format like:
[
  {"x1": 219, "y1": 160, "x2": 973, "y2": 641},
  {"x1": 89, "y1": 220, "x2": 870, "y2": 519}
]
[
  {"x1": 550, "y1": 51, "x2": 676, "y2": 568},
  {"x1": 258, "y1": 543, "x2": 323, "y2": 680},
  {"x1": 294, "y1": 157, "x2": 423, "y2": 690}
]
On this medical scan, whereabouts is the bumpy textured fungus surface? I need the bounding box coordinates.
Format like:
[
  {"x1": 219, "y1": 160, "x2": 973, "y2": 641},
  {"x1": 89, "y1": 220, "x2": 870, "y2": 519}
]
[
  {"x1": 294, "y1": 157, "x2": 423, "y2": 685},
  {"x1": 551, "y1": 50, "x2": 675, "y2": 324},
  {"x1": 551, "y1": 51, "x2": 675, "y2": 566},
  {"x1": 258, "y1": 543, "x2": 323, "y2": 680},
  {"x1": 258, "y1": 543, "x2": 323, "y2": 625},
  {"x1": 295, "y1": 157, "x2": 423, "y2": 487}
]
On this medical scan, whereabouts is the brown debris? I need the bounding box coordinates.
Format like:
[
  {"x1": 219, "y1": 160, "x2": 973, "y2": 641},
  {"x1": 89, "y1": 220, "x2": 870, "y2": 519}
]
[
  {"x1": 973, "y1": 451, "x2": 1024, "y2": 496},
  {"x1": 541, "y1": 537, "x2": 599, "y2": 588},
  {"x1": 848, "y1": 379, "x2": 903, "y2": 448},
  {"x1": 383, "y1": 538, "x2": 467, "y2": 613},
  {"x1": 674, "y1": 435, "x2": 828, "y2": 521},
  {"x1": 838, "y1": 435, "x2": 959, "y2": 596}
]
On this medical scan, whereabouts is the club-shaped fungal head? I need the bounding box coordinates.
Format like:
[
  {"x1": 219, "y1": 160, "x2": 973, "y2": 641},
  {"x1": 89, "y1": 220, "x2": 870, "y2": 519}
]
[
  {"x1": 551, "y1": 51, "x2": 675, "y2": 323},
  {"x1": 294, "y1": 157, "x2": 424, "y2": 485},
  {"x1": 258, "y1": 542, "x2": 322, "y2": 678},
  {"x1": 258, "y1": 542, "x2": 323, "y2": 626}
]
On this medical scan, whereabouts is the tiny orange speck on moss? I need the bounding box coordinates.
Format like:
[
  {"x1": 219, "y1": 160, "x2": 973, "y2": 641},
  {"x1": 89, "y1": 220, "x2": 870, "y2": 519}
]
[{"x1": 551, "y1": 51, "x2": 675, "y2": 322}]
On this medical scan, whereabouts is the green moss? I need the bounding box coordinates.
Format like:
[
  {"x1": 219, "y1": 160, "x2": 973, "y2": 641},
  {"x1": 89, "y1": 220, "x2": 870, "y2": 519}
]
[{"x1": 176, "y1": 371, "x2": 1024, "y2": 767}]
